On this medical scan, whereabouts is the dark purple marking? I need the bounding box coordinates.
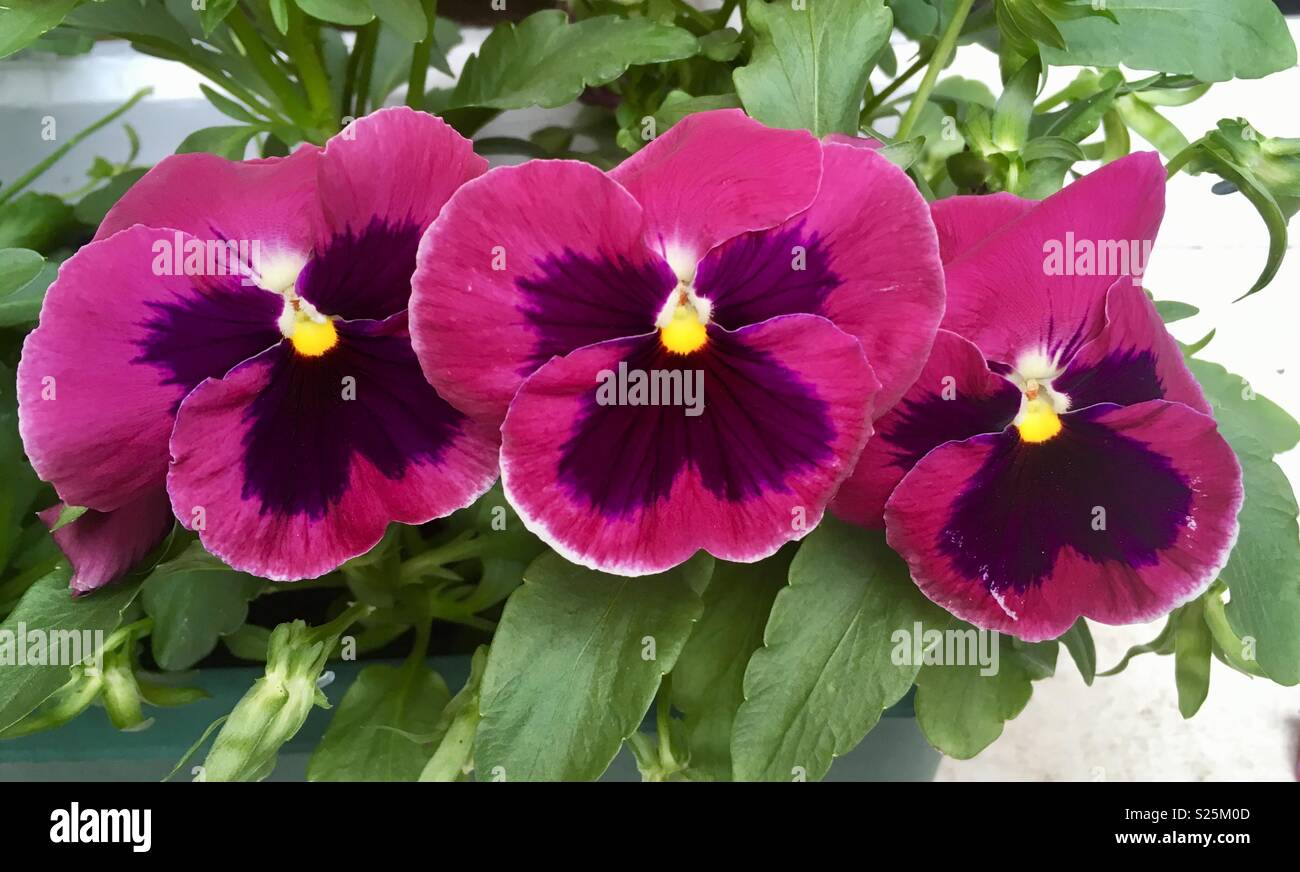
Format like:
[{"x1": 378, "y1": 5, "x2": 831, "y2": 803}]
[
  {"x1": 516, "y1": 248, "x2": 675, "y2": 372},
  {"x1": 1054, "y1": 348, "x2": 1162, "y2": 410},
  {"x1": 556, "y1": 329, "x2": 834, "y2": 517},
  {"x1": 240, "y1": 317, "x2": 466, "y2": 518},
  {"x1": 882, "y1": 381, "x2": 1020, "y2": 473},
  {"x1": 939, "y1": 405, "x2": 1192, "y2": 595},
  {"x1": 297, "y1": 217, "x2": 424, "y2": 321},
  {"x1": 696, "y1": 221, "x2": 840, "y2": 329},
  {"x1": 133, "y1": 278, "x2": 283, "y2": 410}
]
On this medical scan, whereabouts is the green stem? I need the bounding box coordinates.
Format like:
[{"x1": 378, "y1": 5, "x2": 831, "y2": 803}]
[
  {"x1": 285, "y1": 4, "x2": 339, "y2": 136},
  {"x1": 225, "y1": 9, "x2": 315, "y2": 131},
  {"x1": 655, "y1": 674, "x2": 679, "y2": 771},
  {"x1": 671, "y1": 0, "x2": 714, "y2": 29},
  {"x1": 349, "y1": 21, "x2": 380, "y2": 118},
  {"x1": 353, "y1": 24, "x2": 379, "y2": 115},
  {"x1": 406, "y1": 0, "x2": 439, "y2": 110},
  {"x1": 398, "y1": 532, "x2": 487, "y2": 582},
  {"x1": 715, "y1": 0, "x2": 740, "y2": 27},
  {"x1": 896, "y1": 0, "x2": 975, "y2": 140},
  {"x1": 0, "y1": 88, "x2": 150, "y2": 206},
  {"x1": 861, "y1": 51, "x2": 931, "y2": 122},
  {"x1": 309, "y1": 601, "x2": 375, "y2": 646}
]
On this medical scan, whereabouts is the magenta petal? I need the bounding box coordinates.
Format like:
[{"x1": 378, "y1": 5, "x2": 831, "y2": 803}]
[
  {"x1": 39, "y1": 489, "x2": 173, "y2": 594},
  {"x1": 1055, "y1": 276, "x2": 1211, "y2": 415},
  {"x1": 833, "y1": 330, "x2": 1020, "y2": 528},
  {"x1": 96, "y1": 144, "x2": 323, "y2": 271},
  {"x1": 17, "y1": 226, "x2": 281, "y2": 512},
  {"x1": 411, "y1": 159, "x2": 674, "y2": 424},
  {"x1": 941, "y1": 152, "x2": 1166, "y2": 367},
  {"x1": 315, "y1": 107, "x2": 486, "y2": 243},
  {"x1": 930, "y1": 192, "x2": 1034, "y2": 264},
  {"x1": 610, "y1": 109, "x2": 822, "y2": 271},
  {"x1": 884, "y1": 401, "x2": 1242, "y2": 641},
  {"x1": 167, "y1": 321, "x2": 498, "y2": 581},
  {"x1": 697, "y1": 139, "x2": 944, "y2": 413},
  {"x1": 501, "y1": 314, "x2": 877, "y2": 575}
]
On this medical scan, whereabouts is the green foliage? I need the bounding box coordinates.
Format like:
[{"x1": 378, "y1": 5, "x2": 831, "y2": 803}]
[
  {"x1": 473, "y1": 552, "x2": 710, "y2": 781},
  {"x1": 734, "y1": 0, "x2": 893, "y2": 137}
]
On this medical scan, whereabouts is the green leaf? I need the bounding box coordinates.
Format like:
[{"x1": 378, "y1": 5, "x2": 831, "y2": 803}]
[
  {"x1": 1216, "y1": 431, "x2": 1300, "y2": 686},
  {"x1": 0, "y1": 249, "x2": 52, "y2": 327},
  {"x1": 176, "y1": 125, "x2": 260, "y2": 160},
  {"x1": 671, "y1": 551, "x2": 789, "y2": 781},
  {"x1": 294, "y1": 0, "x2": 375, "y2": 27},
  {"x1": 733, "y1": 0, "x2": 893, "y2": 137},
  {"x1": 1173, "y1": 598, "x2": 1212, "y2": 716},
  {"x1": 73, "y1": 168, "x2": 148, "y2": 226},
  {"x1": 308, "y1": 663, "x2": 450, "y2": 781},
  {"x1": 1188, "y1": 358, "x2": 1300, "y2": 455},
  {"x1": 451, "y1": 10, "x2": 699, "y2": 111},
  {"x1": 992, "y1": 57, "x2": 1040, "y2": 152},
  {"x1": 473, "y1": 551, "x2": 710, "y2": 781},
  {"x1": 1041, "y1": 0, "x2": 1297, "y2": 83},
  {"x1": 142, "y1": 541, "x2": 264, "y2": 671},
  {"x1": 0, "y1": 570, "x2": 143, "y2": 734},
  {"x1": 0, "y1": 192, "x2": 78, "y2": 251},
  {"x1": 0, "y1": 0, "x2": 81, "y2": 59},
  {"x1": 198, "y1": 0, "x2": 239, "y2": 36},
  {"x1": 1115, "y1": 94, "x2": 1188, "y2": 160},
  {"x1": 48, "y1": 505, "x2": 87, "y2": 532},
  {"x1": 1154, "y1": 299, "x2": 1199, "y2": 324},
  {"x1": 0, "y1": 248, "x2": 44, "y2": 297},
  {"x1": 368, "y1": 0, "x2": 426, "y2": 42},
  {"x1": 1097, "y1": 616, "x2": 1176, "y2": 676},
  {"x1": 199, "y1": 84, "x2": 260, "y2": 123},
  {"x1": 420, "y1": 646, "x2": 486, "y2": 781},
  {"x1": 652, "y1": 90, "x2": 742, "y2": 137},
  {"x1": 269, "y1": 0, "x2": 290, "y2": 33},
  {"x1": 914, "y1": 633, "x2": 1035, "y2": 759},
  {"x1": 730, "y1": 521, "x2": 950, "y2": 782},
  {"x1": 1059, "y1": 618, "x2": 1096, "y2": 685}
]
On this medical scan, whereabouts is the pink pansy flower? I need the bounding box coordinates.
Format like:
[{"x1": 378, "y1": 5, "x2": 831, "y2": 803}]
[
  {"x1": 18, "y1": 108, "x2": 498, "y2": 590},
  {"x1": 834, "y1": 153, "x2": 1243, "y2": 641},
  {"x1": 410, "y1": 109, "x2": 944, "y2": 575}
]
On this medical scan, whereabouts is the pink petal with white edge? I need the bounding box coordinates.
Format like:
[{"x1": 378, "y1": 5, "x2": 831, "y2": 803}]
[
  {"x1": 941, "y1": 152, "x2": 1166, "y2": 367},
  {"x1": 17, "y1": 225, "x2": 282, "y2": 512},
  {"x1": 411, "y1": 159, "x2": 675, "y2": 424},
  {"x1": 833, "y1": 330, "x2": 1020, "y2": 528},
  {"x1": 39, "y1": 489, "x2": 174, "y2": 594},
  {"x1": 884, "y1": 401, "x2": 1241, "y2": 641},
  {"x1": 96, "y1": 144, "x2": 323, "y2": 279},
  {"x1": 166, "y1": 324, "x2": 499, "y2": 581},
  {"x1": 610, "y1": 109, "x2": 822, "y2": 274},
  {"x1": 1054, "y1": 276, "x2": 1211, "y2": 414},
  {"x1": 315, "y1": 107, "x2": 487, "y2": 240},
  {"x1": 698, "y1": 139, "x2": 945, "y2": 413},
  {"x1": 501, "y1": 314, "x2": 877, "y2": 576}
]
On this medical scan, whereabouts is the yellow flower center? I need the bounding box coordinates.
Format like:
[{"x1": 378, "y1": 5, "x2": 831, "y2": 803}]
[
  {"x1": 1016, "y1": 396, "x2": 1063, "y2": 443},
  {"x1": 659, "y1": 304, "x2": 708, "y2": 355},
  {"x1": 289, "y1": 315, "x2": 338, "y2": 357}
]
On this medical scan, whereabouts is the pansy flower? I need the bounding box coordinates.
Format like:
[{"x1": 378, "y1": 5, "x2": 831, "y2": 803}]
[
  {"x1": 410, "y1": 110, "x2": 944, "y2": 574},
  {"x1": 18, "y1": 108, "x2": 498, "y2": 590},
  {"x1": 834, "y1": 153, "x2": 1243, "y2": 641}
]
